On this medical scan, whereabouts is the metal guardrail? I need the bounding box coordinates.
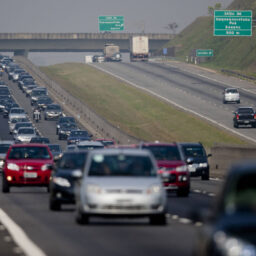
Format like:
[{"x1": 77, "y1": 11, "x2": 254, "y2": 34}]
[
  {"x1": 14, "y1": 56, "x2": 140, "y2": 145},
  {"x1": 221, "y1": 69, "x2": 256, "y2": 81}
]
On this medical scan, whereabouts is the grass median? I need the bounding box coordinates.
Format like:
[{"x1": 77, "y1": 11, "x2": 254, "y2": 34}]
[{"x1": 40, "y1": 63, "x2": 248, "y2": 149}]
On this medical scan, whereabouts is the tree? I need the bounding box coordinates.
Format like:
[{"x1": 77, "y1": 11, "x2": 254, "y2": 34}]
[
  {"x1": 164, "y1": 22, "x2": 178, "y2": 34},
  {"x1": 208, "y1": 3, "x2": 222, "y2": 16}
]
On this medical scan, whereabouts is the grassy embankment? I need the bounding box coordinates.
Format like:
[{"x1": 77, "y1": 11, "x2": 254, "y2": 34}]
[
  {"x1": 166, "y1": 0, "x2": 256, "y2": 77},
  {"x1": 40, "y1": 63, "x2": 248, "y2": 150}
]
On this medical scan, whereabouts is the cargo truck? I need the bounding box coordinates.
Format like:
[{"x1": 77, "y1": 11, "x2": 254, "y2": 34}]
[
  {"x1": 130, "y1": 36, "x2": 149, "y2": 61},
  {"x1": 103, "y1": 44, "x2": 122, "y2": 62}
]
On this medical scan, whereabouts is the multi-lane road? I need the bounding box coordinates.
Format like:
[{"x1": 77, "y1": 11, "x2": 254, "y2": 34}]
[{"x1": 0, "y1": 59, "x2": 248, "y2": 256}]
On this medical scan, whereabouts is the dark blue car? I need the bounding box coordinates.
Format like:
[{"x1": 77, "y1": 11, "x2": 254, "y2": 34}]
[{"x1": 67, "y1": 130, "x2": 91, "y2": 145}]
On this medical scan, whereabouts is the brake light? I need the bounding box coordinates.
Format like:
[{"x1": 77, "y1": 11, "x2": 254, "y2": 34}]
[
  {"x1": 236, "y1": 114, "x2": 239, "y2": 120},
  {"x1": 254, "y1": 114, "x2": 256, "y2": 119}
]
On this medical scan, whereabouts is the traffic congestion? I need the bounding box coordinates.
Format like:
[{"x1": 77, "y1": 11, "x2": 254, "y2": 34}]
[{"x1": 0, "y1": 54, "x2": 255, "y2": 256}]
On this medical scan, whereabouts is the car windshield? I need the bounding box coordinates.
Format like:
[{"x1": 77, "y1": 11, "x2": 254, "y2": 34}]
[
  {"x1": 70, "y1": 131, "x2": 88, "y2": 137},
  {"x1": 61, "y1": 123, "x2": 76, "y2": 129},
  {"x1": 0, "y1": 144, "x2": 11, "y2": 153},
  {"x1": 182, "y1": 145, "x2": 205, "y2": 158},
  {"x1": 57, "y1": 152, "x2": 87, "y2": 170},
  {"x1": 47, "y1": 105, "x2": 61, "y2": 110},
  {"x1": 38, "y1": 98, "x2": 52, "y2": 104},
  {"x1": 88, "y1": 154, "x2": 156, "y2": 177},
  {"x1": 18, "y1": 128, "x2": 35, "y2": 135},
  {"x1": 0, "y1": 88, "x2": 10, "y2": 95},
  {"x1": 99, "y1": 140, "x2": 115, "y2": 146},
  {"x1": 142, "y1": 145, "x2": 181, "y2": 161},
  {"x1": 226, "y1": 89, "x2": 238, "y2": 93},
  {"x1": 8, "y1": 146, "x2": 51, "y2": 160},
  {"x1": 11, "y1": 118, "x2": 29, "y2": 124},
  {"x1": 31, "y1": 138, "x2": 50, "y2": 143},
  {"x1": 32, "y1": 90, "x2": 46, "y2": 96},
  {"x1": 60, "y1": 117, "x2": 75, "y2": 123},
  {"x1": 10, "y1": 108, "x2": 24, "y2": 114},
  {"x1": 48, "y1": 145, "x2": 61, "y2": 152},
  {"x1": 238, "y1": 108, "x2": 254, "y2": 114},
  {"x1": 224, "y1": 173, "x2": 256, "y2": 214},
  {"x1": 15, "y1": 123, "x2": 32, "y2": 129}
]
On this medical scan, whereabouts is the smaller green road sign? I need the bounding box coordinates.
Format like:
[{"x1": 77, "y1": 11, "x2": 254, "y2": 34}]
[
  {"x1": 214, "y1": 10, "x2": 252, "y2": 36},
  {"x1": 196, "y1": 49, "x2": 214, "y2": 57},
  {"x1": 99, "y1": 16, "x2": 124, "y2": 31}
]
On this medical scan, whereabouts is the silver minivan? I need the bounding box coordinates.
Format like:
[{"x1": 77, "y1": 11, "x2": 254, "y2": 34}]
[
  {"x1": 223, "y1": 88, "x2": 240, "y2": 104},
  {"x1": 75, "y1": 148, "x2": 167, "y2": 225}
]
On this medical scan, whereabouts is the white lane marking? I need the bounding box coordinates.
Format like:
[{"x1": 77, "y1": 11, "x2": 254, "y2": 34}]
[
  {"x1": 0, "y1": 208, "x2": 46, "y2": 256},
  {"x1": 92, "y1": 64, "x2": 256, "y2": 144}
]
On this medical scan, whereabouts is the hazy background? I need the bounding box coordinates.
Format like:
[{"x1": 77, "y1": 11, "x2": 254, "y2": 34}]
[{"x1": 0, "y1": 0, "x2": 233, "y2": 65}]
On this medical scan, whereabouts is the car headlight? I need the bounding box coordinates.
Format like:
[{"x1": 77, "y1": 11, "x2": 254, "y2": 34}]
[
  {"x1": 214, "y1": 231, "x2": 256, "y2": 256},
  {"x1": 60, "y1": 130, "x2": 65, "y2": 134},
  {"x1": 86, "y1": 184, "x2": 102, "y2": 194},
  {"x1": 199, "y1": 163, "x2": 208, "y2": 168},
  {"x1": 147, "y1": 184, "x2": 161, "y2": 194},
  {"x1": 41, "y1": 164, "x2": 51, "y2": 171},
  {"x1": 176, "y1": 165, "x2": 188, "y2": 172},
  {"x1": 7, "y1": 163, "x2": 20, "y2": 171},
  {"x1": 53, "y1": 177, "x2": 71, "y2": 187}
]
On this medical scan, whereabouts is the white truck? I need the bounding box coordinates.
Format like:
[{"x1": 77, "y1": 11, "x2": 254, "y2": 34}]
[
  {"x1": 130, "y1": 36, "x2": 149, "y2": 61},
  {"x1": 103, "y1": 44, "x2": 122, "y2": 62}
]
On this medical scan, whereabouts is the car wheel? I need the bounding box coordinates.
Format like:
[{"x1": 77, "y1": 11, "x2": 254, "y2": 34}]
[
  {"x1": 56, "y1": 129, "x2": 58, "y2": 135},
  {"x1": 237, "y1": 100, "x2": 240, "y2": 104},
  {"x1": 201, "y1": 172, "x2": 209, "y2": 180},
  {"x1": 2, "y1": 176, "x2": 10, "y2": 193},
  {"x1": 149, "y1": 214, "x2": 166, "y2": 225},
  {"x1": 58, "y1": 135, "x2": 62, "y2": 140},
  {"x1": 223, "y1": 100, "x2": 226, "y2": 104},
  {"x1": 177, "y1": 188, "x2": 189, "y2": 197},
  {"x1": 233, "y1": 122, "x2": 238, "y2": 128},
  {"x1": 44, "y1": 116, "x2": 47, "y2": 120},
  {"x1": 75, "y1": 211, "x2": 89, "y2": 225},
  {"x1": 49, "y1": 197, "x2": 61, "y2": 211}
]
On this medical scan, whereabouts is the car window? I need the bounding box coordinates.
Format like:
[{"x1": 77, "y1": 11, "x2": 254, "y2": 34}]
[
  {"x1": 48, "y1": 145, "x2": 60, "y2": 152},
  {"x1": 0, "y1": 145, "x2": 11, "y2": 153},
  {"x1": 57, "y1": 152, "x2": 87, "y2": 170},
  {"x1": 8, "y1": 146, "x2": 51, "y2": 160},
  {"x1": 238, "y1": 108, "x2": 254, "y2": 114},
  {"x1": 226, "y1": 89, "x2": 238, "y2": 93},
  {"x1": 77, "y1": 145, "x2": 103, "y2": 150},
  {"x1": 142, "y1": 145, "x2": 181, "y2": 161},
  {"x1": 182, "y1": 145, "x2": 205, "y2": 158},
  {"x1": 88, "y1": 154, "x2": 155, "y2": 177},
  {"x1": 18, "y1": 128, "x2": 35, "y2": 134},
  {"x1": 223, "y1": 173, "x2": 256, "y2": 214}
]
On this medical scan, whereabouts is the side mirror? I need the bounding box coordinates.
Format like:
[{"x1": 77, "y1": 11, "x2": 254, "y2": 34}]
[
  {"x1": 207, "y1": 153, "x2": 212, "y2": 158},
  {"x1": 72, "y1": 169, "x2": 83, "y2": 179},
  {"x1": 186, "y1": 157, "x2": 194, "y2": 165}
]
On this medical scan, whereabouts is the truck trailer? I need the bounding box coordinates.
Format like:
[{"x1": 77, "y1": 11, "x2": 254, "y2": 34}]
[
  {"x1": 103, "y1": 44, "x2": 122, "y2": 62},
  {"x1": 130, "y1": 36, "x2": 149, "y2": 61}
]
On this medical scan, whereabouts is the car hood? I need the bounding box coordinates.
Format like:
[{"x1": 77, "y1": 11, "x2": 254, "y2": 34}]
[
  {"x1": 157, "y1": 160, "x2": 185, "y2": 169},
  {"x1": 85, "y1": 177, "x2": 161, "y2": 190}
]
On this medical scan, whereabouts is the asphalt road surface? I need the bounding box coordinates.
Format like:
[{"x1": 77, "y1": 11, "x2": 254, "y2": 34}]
[{"x1": 0, "y1": 67, "x2": 224, "y2": 255}]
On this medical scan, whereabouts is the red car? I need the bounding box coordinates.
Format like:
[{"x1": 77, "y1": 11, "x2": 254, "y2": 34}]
[
  {"x1": 140, "y1": 142, "x2": 190, "y2": 196},
  {"x1": 2, "y1": 144, "x2": 54, "y2": 193}
]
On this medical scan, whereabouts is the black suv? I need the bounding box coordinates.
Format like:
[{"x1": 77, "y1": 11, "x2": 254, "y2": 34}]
[
  {"x1": 178, "y1": 142, "x2": 211, "y2": 180},
  {"x1": 233, "y1": 107, "x2": 256, "y2": 128}
]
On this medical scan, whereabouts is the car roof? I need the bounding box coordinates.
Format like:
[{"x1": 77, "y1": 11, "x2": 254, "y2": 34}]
[{"x1": 89, "y1": 148, "x2": 152, "y2": 156}]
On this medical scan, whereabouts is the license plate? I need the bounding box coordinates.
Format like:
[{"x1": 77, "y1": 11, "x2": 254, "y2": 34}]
[
  {"x1": 244, "y1": 121, "x2": 249, "y2": 124},
  {"x1": 24, "y1": 172, "x2": 37, "y2": 178},
  {"x1": 188, "y1": 164, "x2": 198, "y2": 172}
]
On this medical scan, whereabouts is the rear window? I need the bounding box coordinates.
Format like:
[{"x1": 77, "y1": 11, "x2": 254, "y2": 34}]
[
  {"x1": 58, "y1": 152, "x2": 87, "y2": 170},
  {"x1": 142, "y1": 145, "x2": 181, "y2": 161},
  {"x1": 226, "y1": 89, "x2": 238, "y2": 93},
  {"x1": 70, "y1": 131, "x2": 88, "y2": 137},
  {"x1": 18, "y1": 128, "x2": 34, "y2": 134},
  {"x1": 77, "y1": 145, "x2": 104, "y2": 150},
  {"x1": 10, "y1": 108, "x2": 24, "y2": 114},
  {"x1": 88, "y1": 154, "x2": 155, "y2": 177},
  {"x1": 8, "y1": 146, "x2": 51, "y2": 160},
  {"x1": 238, "y1": 108, "x2": 254, "y2": 114},
  {"x1": 182, "y1": 145, "x2": 206, "y2": 158}
]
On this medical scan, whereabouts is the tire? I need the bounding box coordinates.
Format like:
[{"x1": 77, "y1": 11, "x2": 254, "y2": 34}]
[
  {"x1": 44, "y1": 116, "x2": 47, "y2": 120},
  {"x1": 201, "y1": 172, "x2": 209, "y2": 180},
  {"x1": 2, "y1": 176, "x2": 10, "y2": 193},
  {"x1": 223, "y1": 100, "x2": 226, "y2": 104},
  {"x1": 233, "y1": 122, "x2": 238, "y2": 128},
  {"x1": 75, "y1": 211, "x2": 89, "y2": 225},
  {"x1": 49, "y1": 197, "x2": 61, "y2": 211},
  {"x1": 177, "y1": 187, "x2": 189, "y2": 197},
  {"x1": 149, "y1": 214, "x2": 166, "y2": 225},
  {"x1": 56, "y1": 129, "x2": 58, "y2": 135},
  {"x1": 237, "y1": 100, "x2": 240, "y2": 104}
]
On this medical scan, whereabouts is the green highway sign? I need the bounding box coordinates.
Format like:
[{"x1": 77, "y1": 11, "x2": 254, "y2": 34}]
[
  {"x1": 196, "y1": 49, "x2": 213, "y2": 57},
  {"x1": 98, "y1": 16, "x2": 124, "y2": 31},
  {"x1": 214, "y1": 10, "x2": 252, "y2": 36}
]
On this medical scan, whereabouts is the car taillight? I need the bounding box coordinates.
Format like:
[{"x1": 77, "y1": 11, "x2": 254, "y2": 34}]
[
  {"x1": 236, "y1": 114, "x2": 239, "y2": 120},
  {"x1": 254, "y1": 114, "x2": 256, "y2": 119}
]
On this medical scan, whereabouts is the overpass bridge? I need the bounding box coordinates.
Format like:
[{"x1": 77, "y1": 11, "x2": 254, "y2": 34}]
[{"x1": 0, "y1": 33, "x2": 172, "y2": 56}]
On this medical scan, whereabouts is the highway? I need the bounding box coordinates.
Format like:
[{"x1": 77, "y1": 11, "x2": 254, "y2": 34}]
[
  {"x1": 92, "y1": 61, "x2": 256, "y2": 144},
  {"x1": 0, "y1": 65, "x2": 224, "y2": 255}
]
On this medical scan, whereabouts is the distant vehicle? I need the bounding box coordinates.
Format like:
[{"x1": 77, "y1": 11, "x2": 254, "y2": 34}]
[
  {"x1": 58, "y1": 123, "x2": 77, "y2": 140},
  {"x1": 0, "y1": 85, "x2": 11, "y2": 98},
  {"x1": 44, "y1": 104, "x2": 62, "y2": 120},
  {"x1": 47, "y1": 144, "x2": 62, "y2": 161},
  {"x1": 139, "y1": 142, "x2": 191, "y2": 197},
  {"x1": 8, "y1": 107, "x2": 27, "y2": 120},
  {"x1": 56, "y1": 116, "x2": 76, "y2": 135},
  {"x1": 0, "y1": 141, "x2": 14, "y2": 170},
  {"x1": 2, "y1": 144, "x2": 53, "y2": 193},
  {"x1": 24, "y1": 84, "x2": 38, "y2": 97},
  {"x1": 12, "y1": 122, "x2": 33, "y2": 136},
  {"x1": 193, "y1": 161, "x2": 256, "y2": 256},
  {"x1": 93, "y1": 55, "x2": 105, "y2": 63},
  {"x1": 35, "y1": 96, "x2": 53, "y2": 110},
  {"x1": 95, "y1": 139, "x2": 115, "y2": 147},
  {"x1": 223, "y1": 88, "x2": 240, "y2": 104},
  {"x1": 31, "y1": 88, "x2": 48, "y2": 106},
  {"x1": 178, "y1": 142, "x2": 211, "y2": 180},
  {"x1": 74, "y1": 148, "x2": 167, "y2": 225},
  {"x1": 130, "y1": 36, "x2": 149, "y2": 61},
  {"x1": 11, "y1": 69, "x2": 25, "y2": 81},
  {"x1": 103, "y1": 43, "x2": 122, "y2": 62},
  {"x1": 49, "y1": 150, "x2": 88, "y2": 210},
  {"x1": 14, "y1": 127, "x2": 37, "y2": 143},
  {"x1": 75, "y1": 140, "x2": 104, "y2": 150},
  {"x1": 233, "y1": 107, "x2": 256, "y2": 128},
  {"x1": 67, "y1": 130, "x2": 91, "y2": 145},
  {"x1": 30, "y1": 137, "x2": 50, "y2": 144},
  {"x1": 8, "y1": 117, "x2": 29, "y2": 133}
]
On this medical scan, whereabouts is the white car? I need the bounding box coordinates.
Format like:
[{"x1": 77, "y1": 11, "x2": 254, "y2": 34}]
[
  {"x1": 223, "y1": 88, "x2": 240, "y2": 104},
  {"x1": 14, "y1": 127, "x2": 37, "y2": 143},
  {"x1": 8, "y1": 108, "x2": 27, "y2": 120}
]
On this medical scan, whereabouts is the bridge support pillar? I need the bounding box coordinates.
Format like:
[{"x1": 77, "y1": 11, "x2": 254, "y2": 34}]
[{"x1": 14, "y1": 49, "x2": 29, "y2": 57}]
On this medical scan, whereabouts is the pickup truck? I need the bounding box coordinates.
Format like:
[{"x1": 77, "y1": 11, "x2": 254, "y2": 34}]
[{"x1": 233, "y1": 107, "x2": 256, "y2": 128}]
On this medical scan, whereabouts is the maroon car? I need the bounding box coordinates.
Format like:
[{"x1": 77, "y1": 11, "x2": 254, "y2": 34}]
[
  {"x1": 140, "y1": 142, "x2": 190, "y2": 196},
  {"x1": 2, "y1": 144, "x2": 53, "y2": 193}
]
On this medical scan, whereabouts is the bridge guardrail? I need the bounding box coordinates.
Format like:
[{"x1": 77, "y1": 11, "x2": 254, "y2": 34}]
[{"x1": 15, "y1": 56, "x2": 140, "y2": 145}]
